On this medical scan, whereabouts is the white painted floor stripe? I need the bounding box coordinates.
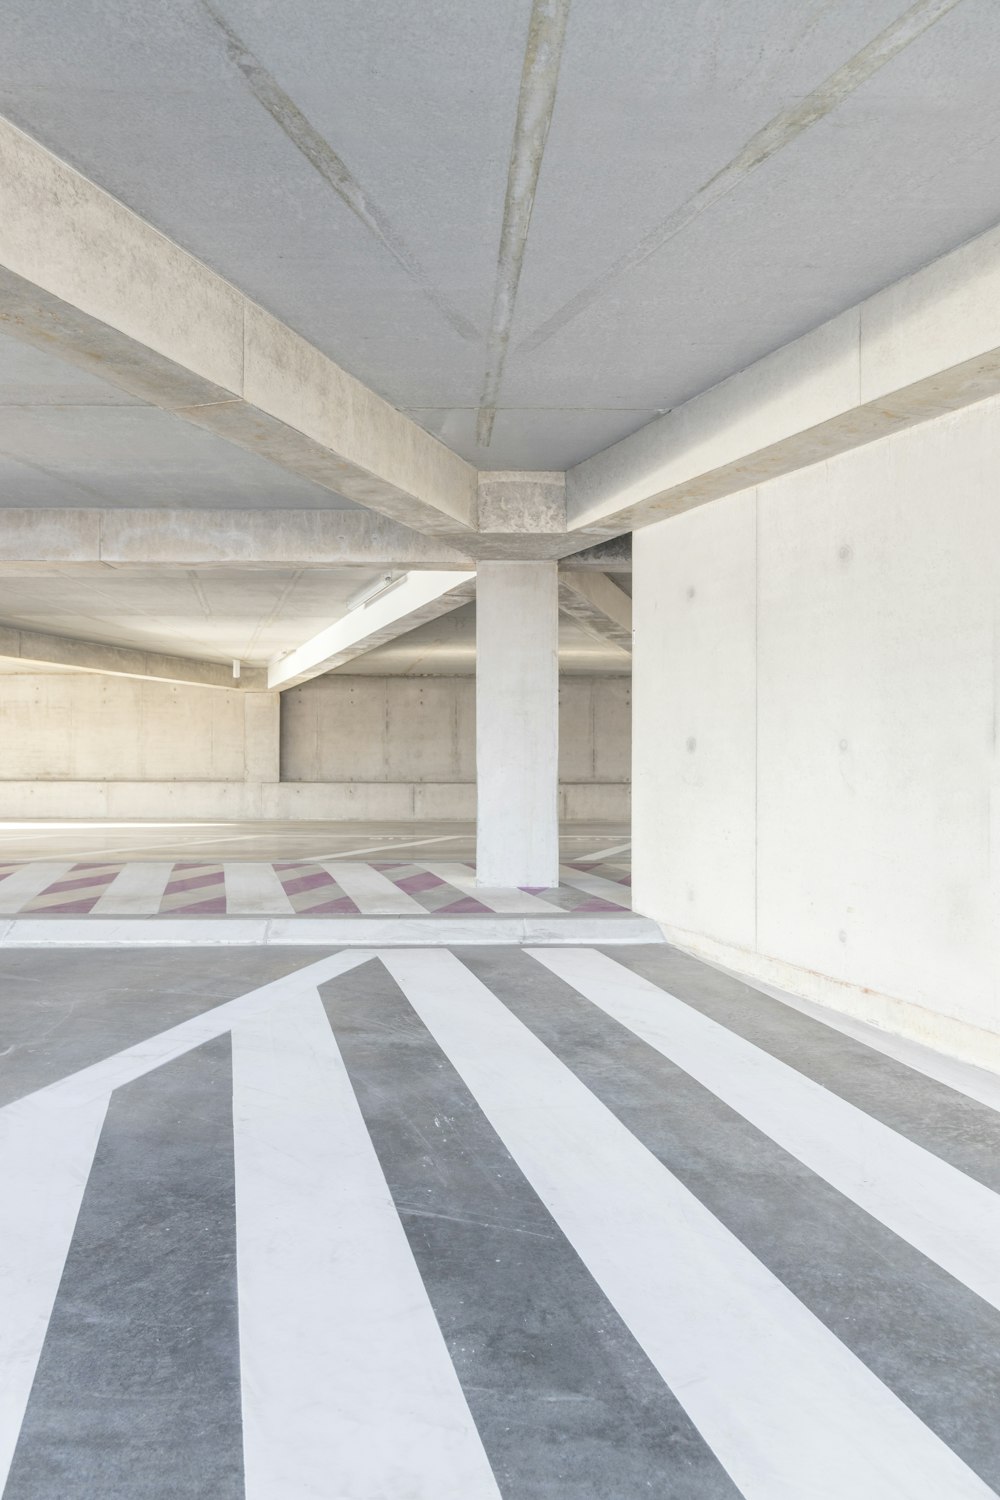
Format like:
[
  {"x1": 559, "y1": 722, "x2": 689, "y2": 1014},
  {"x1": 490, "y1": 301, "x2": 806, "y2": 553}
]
[
  {"x1": 0, "y1": 863, "x2": 73, "y2": 914},
  {"x1": 558, "y1": 866, "x2": 632, "y2": 906},
  {"x1": 584, "y1": 841, "x2": 631, "y2": 861},
  {"x1": 320, "y1": 862, "x2": 426, "y2": 914},
  {"x1": 0, "y1": 952, "x2": 371, "y2": 1115},
  {"x1": 315, "y1": 834, "x2": 467, "y2": 860},
  {"x1": 0, "y1": 1091, "x2": 109, "y2": 1489},
  {"x1": 420, "y1": 863, "x2": 564, "y2": 913},
  {"x1": 383, "y1": 949, "x2": 994, "y2": 1500},
  {"x1": 223, "y1": 863, "x2": 295, "y2": 915},
  {"x1": 231, "y1": 988, "x2": 502, "y2": 1500},
  {"x1": 91, "y1": 862, "x2": 174, "y2": 915},
  {"x1": 531, "y1": 947, "x2": 1000, "y2": 1317}
]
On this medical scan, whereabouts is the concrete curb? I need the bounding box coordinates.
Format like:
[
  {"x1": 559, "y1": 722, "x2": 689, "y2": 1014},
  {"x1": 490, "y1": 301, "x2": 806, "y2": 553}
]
[{"x1": 0, "y1": 913, "x2": 663, "y2": 948}]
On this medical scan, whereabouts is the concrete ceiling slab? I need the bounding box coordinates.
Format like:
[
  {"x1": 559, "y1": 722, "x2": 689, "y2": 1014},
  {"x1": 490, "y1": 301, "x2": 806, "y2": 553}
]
[
  {"x1": 0, "y1": 566, "x2": 392, "y2": 665},
  {"x1": 0, "y1": 372, "x2": 361, "y2": 511},
  {"x1": 404, "y1": 405, "x2": 666, "y2": 471},
  {"x1": 0, "y1": 570, "x2": 630, "y2": 676},
  {"x1": 331, "y1": 600, "x2": 630, "y2": 676},
  {"x1": 0, "y1": 331, "x2": 145, "y2": 406},
  {"x1": 1, "y1": 0, "x2": 997, "y2": 469}
]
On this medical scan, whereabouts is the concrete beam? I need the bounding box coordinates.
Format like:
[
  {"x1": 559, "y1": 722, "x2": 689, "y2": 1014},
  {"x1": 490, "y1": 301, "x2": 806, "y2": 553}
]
[
  {"x1": 0, "y1": 509, "x2": 475, "y2": 574},
  {"x1": 561, "y1": 535, "x2": 632, "y2": 571},
  {"x1": 566, "y1": 219, "x2": 1000, "y2": 539},
  {"x1": 0, "y1": 118, "x2": 477, "y2": 540},
  {"x1": 0, "y1": 624, "x2": 266, "y2": 689},
  {"x1": 268, "y1": 570, "x2": 476, "y2": 689},
  {"x1": 0, "y1": 509, "x2": 629, "y2": 573},
  {"x1": 557, "y1": 571, "x2": 632, "y2": 654}
]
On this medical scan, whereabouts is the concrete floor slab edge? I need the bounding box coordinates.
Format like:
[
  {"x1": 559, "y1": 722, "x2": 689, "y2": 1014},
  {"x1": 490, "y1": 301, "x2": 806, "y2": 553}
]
[{"x1": 0, "y1": 915, "x2": 663, "y2": 947}]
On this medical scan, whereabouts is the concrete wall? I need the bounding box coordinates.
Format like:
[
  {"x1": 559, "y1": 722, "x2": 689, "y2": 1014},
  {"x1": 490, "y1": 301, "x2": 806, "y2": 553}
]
[
  {"x1": 0, "y1": 670, "x2": 630, "y2": 822},
  {"x1": 633, "y1": 395, "x2": 1000, "y2": 1064},
  {"x1": 0, "y1": 674, "x2": 274, "y2": 781},
  {"x1": 281, "y1": 675, "x2": 629, "y2": 782},
  {"x1": 280, "y1": 674, "x2": 630, "y2": 822}
]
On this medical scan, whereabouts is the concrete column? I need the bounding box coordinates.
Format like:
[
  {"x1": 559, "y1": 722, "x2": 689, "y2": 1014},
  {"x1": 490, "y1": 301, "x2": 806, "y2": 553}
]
[
  {"x1": 476, "y1": 561, "x2": 559, "y2": 887},
  {"x1": 243, "y1": 692, "x2": 281, "y2": 783}
]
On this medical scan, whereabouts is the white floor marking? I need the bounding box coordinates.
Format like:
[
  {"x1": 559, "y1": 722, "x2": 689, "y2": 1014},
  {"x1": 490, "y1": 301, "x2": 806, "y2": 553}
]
[
  {"x1": 0, "y1": 863, "x2": 73, "y2": 914},
  {"x1": 583, "y1": 841, "x2": 631, "y2": 861},
  {"x1": 223, "y1": 863, "x2": 294, "y2": 916},
  {"x1": 382, "y1": 949, "x2": 994, "y2": 1500},
  {"x1": 0, "y1": 1091, "x2": 109, "y2": 1489},
  {"x1": 420, "y1": 863, "x2": 565, "y2": 913},
  {"x1": 558, "y1": 866, "x2": 632, "y2": 906},
  {"x1": 0, "y1": 953, "x2": 371, "y2": 1117},
  {"x1": 315, "y1": 834, "x2": 467, "y2": 860},
  {"x1": 231, "y1": 988, "x2": 502, "y2": 1500},
  {"x1": 530, "y1": 948, "x2": 1000, "y2": 1316},
  {"x1": 10, "y1": 833, "x2": 277, "y2": 863},
  {"x1": 90, "y1": 862, "x2": 175, "y2": 915},
  {"x1": 320, "y1": 862, "x2": 426, "y2": 914}
]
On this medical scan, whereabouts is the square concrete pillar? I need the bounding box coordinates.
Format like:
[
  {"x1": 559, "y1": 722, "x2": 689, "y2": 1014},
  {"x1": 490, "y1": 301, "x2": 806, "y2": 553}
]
[{"x1": 476, "y1": 561, "x2": 559, "y2": 887}]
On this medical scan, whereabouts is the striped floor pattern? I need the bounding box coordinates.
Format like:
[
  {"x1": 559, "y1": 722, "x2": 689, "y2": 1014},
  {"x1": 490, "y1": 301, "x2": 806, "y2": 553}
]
[
  {"x1": 0, "y1": 859, "x2": 631, "y2": 917},
  {"x1": 2, "y1": 942, "x2": 999, "y2": 1498}
]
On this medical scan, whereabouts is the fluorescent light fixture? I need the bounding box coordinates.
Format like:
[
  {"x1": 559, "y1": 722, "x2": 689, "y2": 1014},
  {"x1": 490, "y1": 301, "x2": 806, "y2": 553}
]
[{"x1": 347, "y1": 572, "x2": 406, "y2": 612}]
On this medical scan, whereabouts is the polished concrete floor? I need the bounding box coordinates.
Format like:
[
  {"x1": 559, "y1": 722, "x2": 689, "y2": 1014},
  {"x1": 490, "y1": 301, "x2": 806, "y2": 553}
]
[
  {"x1": 3, "y1": 942, "x2": 1000, "y2": 1498},
  {"x1": 0, "y1": 819, "x2": 629, "y2": 864}
]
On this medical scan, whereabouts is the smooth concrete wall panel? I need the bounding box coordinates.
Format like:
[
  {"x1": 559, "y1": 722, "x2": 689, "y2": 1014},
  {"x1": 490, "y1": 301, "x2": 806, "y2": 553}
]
[
  {"x1": 0, "y1": 671, "x2": 629, "y2": 820},
  {"x1": 0, "y1": 675, "x2": 250, "y2": 781},
  {"x1": 592, "y1": 677, "x2": 631, "y2": 783},
  {"x1": 633, "y1": 490, "x2": 757, "y2": 951},
  {"x1": 633, "y1": 393, "x2": 1000, "y2": 1050},
  {"x1": 280, "y1": 676, "x2": 630, "y2": 787},
  {"x1": 242, "y1": 693, "x2": 280, "y2": 783},
  {"x1": 755, "y1": 408, "x2": 995, "y2": 1027},
  {"x1": 383, "y1": 680, "x2": 470, "y2": 784}
]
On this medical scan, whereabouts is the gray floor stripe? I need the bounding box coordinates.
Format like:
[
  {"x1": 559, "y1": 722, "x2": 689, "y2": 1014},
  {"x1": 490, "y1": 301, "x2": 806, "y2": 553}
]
[
  {"x1": 319, "y1": 959, "x2": 741, "y2": 1500},
  {"x1": 609, "y1": 944, "x2": 1000, "y2": 1193},
  {"x1": 459, "y1": 947, "x2": 1000, "y2": 1492},
  {"x1": 0, "y1": 948, "x2": 329, "y2": 1107},
  {"x1": 4, "y1": 1037, "x2": 244, "y2": 1500}
]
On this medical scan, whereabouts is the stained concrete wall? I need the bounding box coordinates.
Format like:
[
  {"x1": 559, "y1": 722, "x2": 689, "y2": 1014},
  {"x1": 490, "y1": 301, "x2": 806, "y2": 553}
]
[{"x1": 633, "y1": 395, "x2": 1000, "y2": 1063}]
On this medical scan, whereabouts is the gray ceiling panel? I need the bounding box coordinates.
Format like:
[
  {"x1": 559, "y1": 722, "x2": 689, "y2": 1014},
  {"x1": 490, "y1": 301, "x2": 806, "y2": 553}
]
[{"x1": 1, "y1": 0, "x2": 997, "y2": 466}]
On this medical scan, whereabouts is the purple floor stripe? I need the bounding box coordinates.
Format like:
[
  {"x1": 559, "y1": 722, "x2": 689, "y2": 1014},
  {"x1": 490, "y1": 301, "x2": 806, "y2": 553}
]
[
  {"x1": 164, "y1": 871, "x2": 225, "y2": 895},
  {"x1": 37, "y1": 872, "x2": 116, "y2": 895},
  {"x1": 394, "y1": 872, "x2": 446, "y2": 894},
  {"x1": 301, "y1": 895, "x2": 361, "y2": 916},
  {"x1": 171, "y1": 896, "x2": 229, "y2": 915},
  {"x1": 26, "y1": 896, "x2": 102, "y2": 915},
  {"x1": 281, "y1": 871, "x2": 334, "y2": 895}
]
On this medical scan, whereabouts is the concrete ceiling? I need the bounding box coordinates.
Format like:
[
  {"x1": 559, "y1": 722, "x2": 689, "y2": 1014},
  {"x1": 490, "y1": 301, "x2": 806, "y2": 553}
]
[
  {"x1": 0, "y1": 0, "x2": 997, "y2": 680},
  {"x1": 0, "y1": 332, "x2": 359, "y2": 510},
  {"x1": 332, "y1": 601, "x2": 630, "y2": 677},
  {"x1": 0, "y1": 0, "x2": 997, "y2": 471},
  {"x1": 0, "y1": 570, "x2": 628, "y2": 677},
  {"x1": 0, "y1": 567, "x2": 389, "y2": 665}
]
